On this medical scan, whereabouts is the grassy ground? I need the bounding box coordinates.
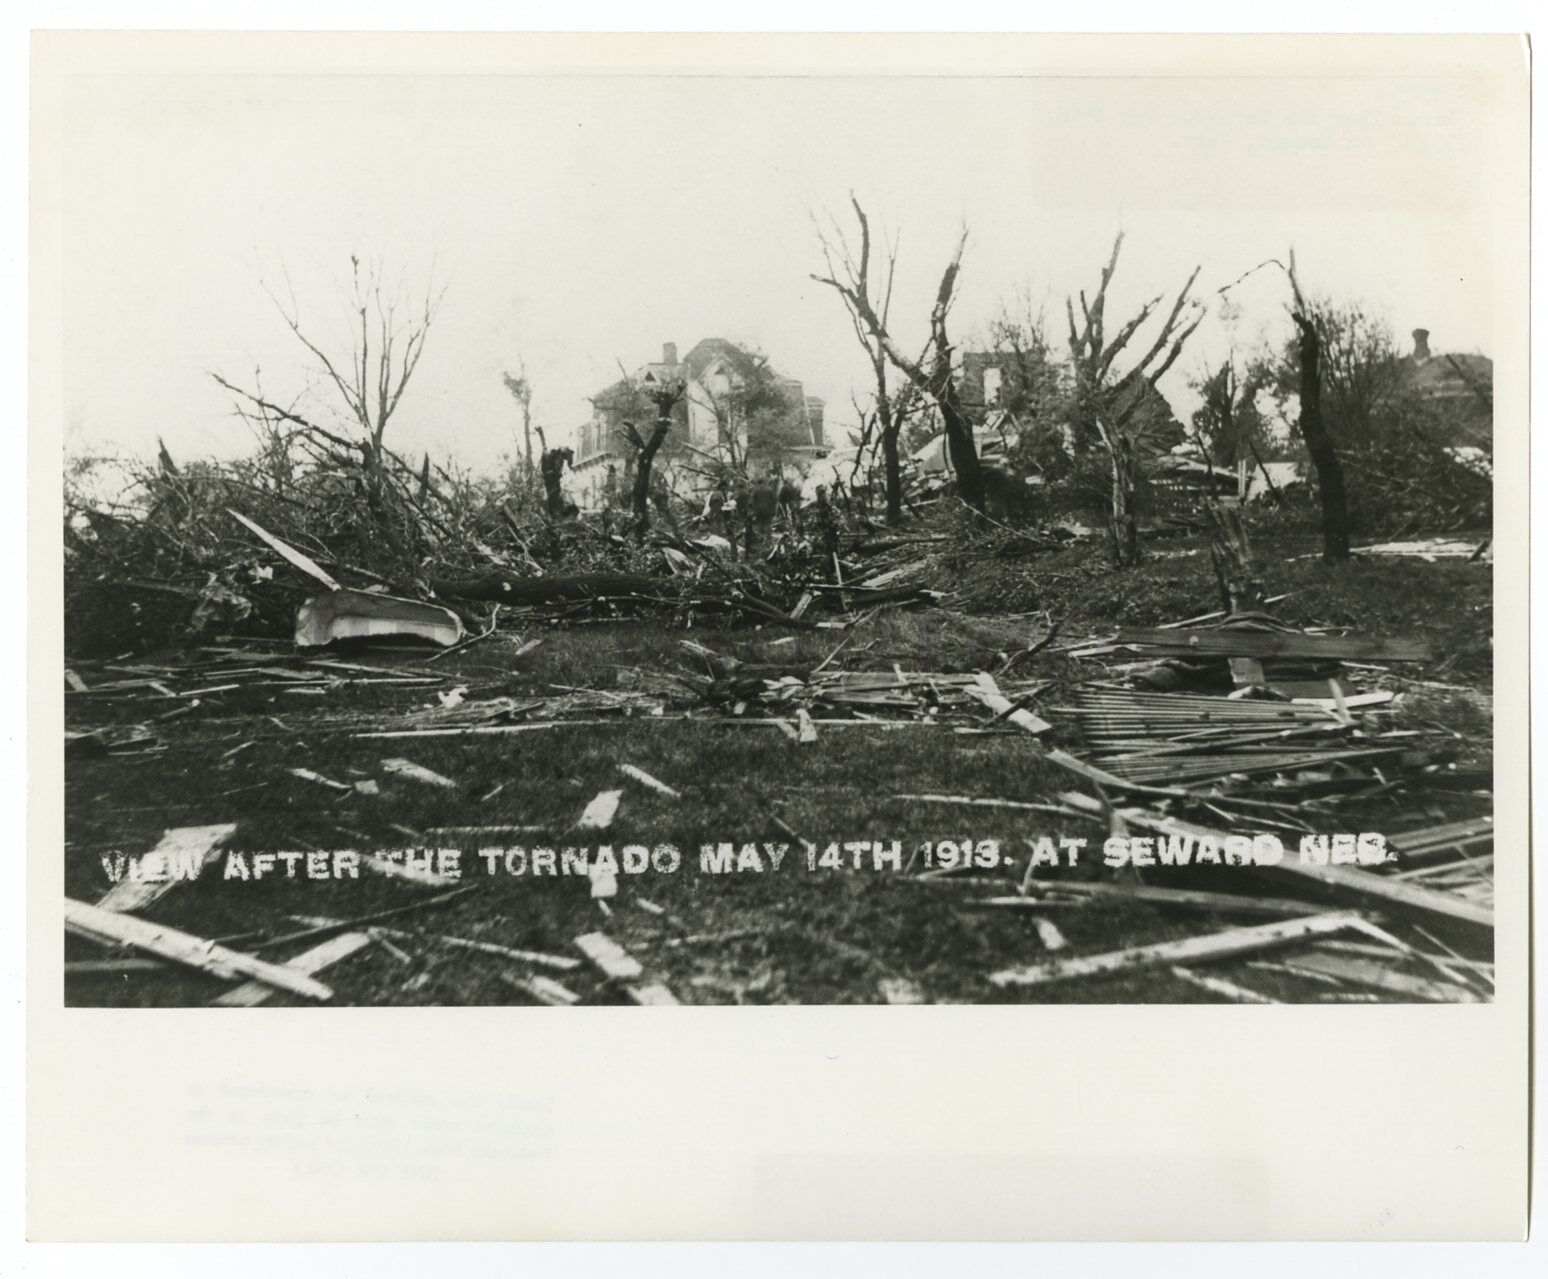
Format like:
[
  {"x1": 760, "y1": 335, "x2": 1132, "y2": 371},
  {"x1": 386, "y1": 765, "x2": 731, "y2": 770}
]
[{"x1": 62, "y1": 530, "x2": 1494, "y2": 1007}]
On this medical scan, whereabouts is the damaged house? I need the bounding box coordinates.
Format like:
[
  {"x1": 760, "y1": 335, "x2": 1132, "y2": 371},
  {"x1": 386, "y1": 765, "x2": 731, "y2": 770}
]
[
  {"x1": 570, "y1": 339, "x2": 826, "y2": 510},
  {"x1": 1402, "y1": 327, "x2": 1493, "y2": 456}
]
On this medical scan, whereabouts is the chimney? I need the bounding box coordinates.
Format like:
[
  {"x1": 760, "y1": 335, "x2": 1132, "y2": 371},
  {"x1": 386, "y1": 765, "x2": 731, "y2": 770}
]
[
  {"x1": 1412, "y1": 328, "x2": 1431, "y2": 361},
  {"x1": 662, "y1": 341, "x2": 678, "y2": 365}
]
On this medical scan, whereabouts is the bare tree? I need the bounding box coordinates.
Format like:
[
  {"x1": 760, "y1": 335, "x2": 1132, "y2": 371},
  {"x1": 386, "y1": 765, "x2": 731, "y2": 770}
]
[
  {"x1": 501, "y1": 364, "x2": 535, "y2": 475},
  {"x1": 812, "y1": 220, "x2": 918, "y2": 525},
  {"x1": 622, "y1": 376, "x2": 689, "y2": 536},
  {"x1": 211, "y1": 256, "x2": 444, "y2": 550},
  {"x1": 1066, "y1": 232, "x2": 1204, "y2": 566},
  {"x1": 1214, "y1": 252, "x2": 1353, "y2": 560},
  {"x1": 813, "y1": 197, "x2": 986, "y2": 512}
]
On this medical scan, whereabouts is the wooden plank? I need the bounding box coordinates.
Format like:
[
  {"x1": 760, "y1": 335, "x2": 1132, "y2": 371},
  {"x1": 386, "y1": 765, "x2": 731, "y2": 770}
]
[
  {"x1": 879, "y1": 976, "x2": 928, "y2": 1004},
  {"x1": 796, "y1": 709, "x2": 818, "y2": 744},
  {"x1": 381, "y1": 757, "x2": 458, "y2": 789},
  {"x1": 1115, "y1": 627, "x2": 1432, "y2": 662},
  {"x1": 618, "y1": 763, "x2": 681, "y2": 799},
  {"x1": 988, "y1": 911, "x2": 1363, "y2": 988},
  {"x1": 1030, "y1": 917, "x2": 1067, "y2": 952},
  {"x1": 1169, "y1": 966, "x2": 1278, "y2": 1004},
  {"x1": 65, "y1": 898, "x2": 333, "y2": 1000},
  {"x1": 574, "y1": 932, "x2": 644, "y2": 981},
  {"x1": 1289, "y1": 951, "x2": 1482, "y2": 1003},
  {"x1": 228, "y1": 508, "x2": 340, "y2": 590},
  {"x1": 1114, "y1": 809, "x2": 1493, "y2": 933},
  {"x1": 376, "y1": 928, "x2": 581, "y2": 972},
  {"x1": 212, "y1": 932, "x2": 373, "y2": 1008},
  {"x1": 289, "y1": 767, "x2": 352, "y2": 792},
  {"x1": 576, "y1": 789, "x2": 622, "y2": 831},
  {"x1": 95, "y1": 823, "x2": 237, "y2": 913},
  {"x1": 65, "y1": 958, "x2": 167, "y2": 976},
  {"x1": 503, "y1": 972, "x2": 581, "y2": 1006},
  {"x1": 626, "y1": 981, "x2": 680, "y2": 1006},
  {"x1": 967, "y1": 673, "x2": 1052, "y2": 735},
  {"x1": 1014, "y1": 880, "x2": 1326, "y2": 919}
]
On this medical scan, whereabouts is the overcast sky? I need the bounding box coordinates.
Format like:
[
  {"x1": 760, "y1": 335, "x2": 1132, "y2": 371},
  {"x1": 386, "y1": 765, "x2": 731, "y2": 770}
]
[{"x1": 61, "y1": 67, "x2": 1502, "y2": 474}]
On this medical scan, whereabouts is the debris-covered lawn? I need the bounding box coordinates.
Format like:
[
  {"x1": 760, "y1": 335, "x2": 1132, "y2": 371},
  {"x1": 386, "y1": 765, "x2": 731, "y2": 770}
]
[{"x1": 63, "y1": 532, "x2": 1495, "y2": 1007}]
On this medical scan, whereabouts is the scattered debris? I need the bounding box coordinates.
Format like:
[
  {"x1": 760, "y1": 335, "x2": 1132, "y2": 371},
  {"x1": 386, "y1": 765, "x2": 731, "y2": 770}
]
[{"x1": 381, "y1": 758, "x2": 459, "y2": 790}]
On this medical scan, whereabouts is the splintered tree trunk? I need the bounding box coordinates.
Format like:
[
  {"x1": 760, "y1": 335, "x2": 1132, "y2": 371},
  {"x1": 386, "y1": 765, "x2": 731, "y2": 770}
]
[
  {"x1": 1206, "y1": 501, "x2": 1264, "y2": 613},
  {"x1": 1292, "y1": 313, "x2": 1351, "y2": 562},
  {"x1": 630, "y1": 413, "x2": 672, "y2": 535},
  {"x1": 1206, "y1": 500, "x2": 1267, "y2": 687},
  {"x1": 935, "y1": 371, "x2": 986, "y2": 513},
  {"x1": 881, "y1": 426, "x2": 903, "y2": 526},
  {"x1": 1099, "y1": 425, "x2": 1140, "y2": 567},
  {"x1": 540, "y1": 449, "x2": 569, "y2": 519},
  {"x1": 1109, "y1": 455, "x2": 1139, "y2": 567}
]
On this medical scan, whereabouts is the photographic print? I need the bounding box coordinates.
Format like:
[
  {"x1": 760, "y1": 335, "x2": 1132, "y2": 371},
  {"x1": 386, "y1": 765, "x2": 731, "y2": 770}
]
[{"x1": 52, "y1": 35, "x2": 1514, "y2": 1013}]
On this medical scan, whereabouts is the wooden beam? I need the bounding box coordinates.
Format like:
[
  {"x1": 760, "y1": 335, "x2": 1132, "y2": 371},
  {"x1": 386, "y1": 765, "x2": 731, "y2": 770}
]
[
  {"x1": 65, "y1": 898, "x2": 334, "y2": 1000},
  {"x1": 1008, "y1": 880, "x2": 1328, "y2": 919},
  {"x1": 212, "y1": 931, "x2": 373, "y2": 1008},
  {"x1": 574, "y1": 932, "x2": 644, "y2": 981},
  {"x1": 967, "y1": 673, "x2": 1052, "y2": 735},
  {"x1": 503, "y1": 972, "x2": 581, "y2": 1006},
  {"x1": 1289, "y1": 951, "x2": 1482, "y2": 1003},
  {"x1": 989, "y1": 911, "x2": 1364, "y2": 988},
  {"x1": 1115, "y1": 627, "x2": 1431, "y2": 662},
  {"x1": 1119, "y1": 810, "x2": 1493, "y2": 932},
  {"x1": 1169, "y1": 966, "x2": 1278, "y2": 1003}
]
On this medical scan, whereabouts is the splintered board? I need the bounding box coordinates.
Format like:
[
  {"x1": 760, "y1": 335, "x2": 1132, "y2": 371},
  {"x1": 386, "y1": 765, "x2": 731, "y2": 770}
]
[
  {"x1": 95, "y1": 824, "x2": 237, "y2": 913},
  {"x1": 66, "y1": 898, "x2": 334, "y2": 1001},
  {"x1": 1114, "y1": 627, "x2": 1431, "y2": 662},
  {"x1": 989, "y1": 911, "x2": 1365, "y2": 989},
  {"x1": 212, "y1": 932, "x2": 374, "y2": 1008}
]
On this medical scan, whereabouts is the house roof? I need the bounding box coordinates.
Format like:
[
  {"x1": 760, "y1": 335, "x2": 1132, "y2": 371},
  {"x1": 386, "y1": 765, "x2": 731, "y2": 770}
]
[{"x1": 1407, "y1": 351, "x2": 1493, "y2": 398}]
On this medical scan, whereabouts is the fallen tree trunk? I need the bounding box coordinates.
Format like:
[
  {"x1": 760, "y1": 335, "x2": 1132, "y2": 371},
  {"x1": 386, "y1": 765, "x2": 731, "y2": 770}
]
[
  {"x1": 429, "y1": 571, "x2": 817, "y2": 629},
  {"x1": 430, "y1": 572, "x2": 668, "y2": 605}
]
